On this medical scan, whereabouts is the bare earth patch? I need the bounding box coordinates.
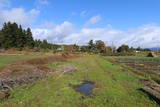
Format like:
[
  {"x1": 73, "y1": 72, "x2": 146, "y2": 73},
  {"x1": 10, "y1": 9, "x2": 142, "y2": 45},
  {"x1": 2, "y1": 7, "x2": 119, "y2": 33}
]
[
  {"x1": 117, "y1": 58, "x2": 160, "y2": 104},
  {"x1": 140, "y1": 79, "x2": 160, "y2": 104},
  {"x1": 0, "y1": 54, "x2": 76, "y2": 100},
  {"x1": 121, "y1": 62, "x2": 160, "y2": 75},
  {"x1": 56, "y1": 66, "x2": 77, "y2": 75}
]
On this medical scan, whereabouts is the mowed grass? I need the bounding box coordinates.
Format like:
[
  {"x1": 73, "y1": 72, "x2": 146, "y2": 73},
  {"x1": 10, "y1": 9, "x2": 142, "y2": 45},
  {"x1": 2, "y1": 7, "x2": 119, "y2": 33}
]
[{"x1": 0, "y1": 55, "x2": 158, "y2": 107}]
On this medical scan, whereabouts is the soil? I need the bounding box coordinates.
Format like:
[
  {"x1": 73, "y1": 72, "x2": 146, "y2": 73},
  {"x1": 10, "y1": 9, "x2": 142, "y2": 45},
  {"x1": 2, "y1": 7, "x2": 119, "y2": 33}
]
[
  {"x1": 0, "y1": 54, "x2": 77, "y2": 100},
  {"x1": 121, "y1": 62, "x2": 160, "y2": 75},
  {"x1": 56, "y1": 66, "x2": 77, "y2": 75},
  {"x1": 116, "y1": 59, "x2": 160, "y2": 104}
]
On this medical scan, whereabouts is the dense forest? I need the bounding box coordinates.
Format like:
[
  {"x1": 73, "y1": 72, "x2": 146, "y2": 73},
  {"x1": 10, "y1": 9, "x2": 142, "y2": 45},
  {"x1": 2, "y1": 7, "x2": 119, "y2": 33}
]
[{"x1": 0, "y1": 22, "x2": 57, "y2": 50}]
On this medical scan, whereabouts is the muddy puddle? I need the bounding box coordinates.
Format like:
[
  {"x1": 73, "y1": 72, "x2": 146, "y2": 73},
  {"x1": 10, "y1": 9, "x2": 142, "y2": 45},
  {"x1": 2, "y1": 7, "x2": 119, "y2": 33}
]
[{"x1": 74, "y1": 82, "x2": 94, "y2": 96}]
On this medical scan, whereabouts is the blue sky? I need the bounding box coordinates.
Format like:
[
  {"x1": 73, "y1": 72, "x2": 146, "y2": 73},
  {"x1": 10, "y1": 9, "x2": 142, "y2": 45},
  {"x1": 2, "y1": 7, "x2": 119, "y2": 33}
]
[
  {"x1": 8, "y1": 0, "x2": 160, "y2": 29},
  {"x1": 0, "y1": 0, "x2": 160, "y2": 47}
]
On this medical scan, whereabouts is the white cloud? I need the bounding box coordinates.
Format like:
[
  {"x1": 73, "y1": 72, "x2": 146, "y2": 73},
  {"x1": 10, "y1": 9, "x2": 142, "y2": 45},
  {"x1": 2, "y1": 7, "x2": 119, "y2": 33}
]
[
  {"x1": 61, "y1": 28, "x2": 122, "y2": 45},
  {"x1": 0, "y1": 0, "x2": 159, "y2": 48},
  {"x1": 36, "y1": 0, "x2": 49, "y2": 6},
  {"x1": 33, "y1": 21, "x2": 74, "y2": 43},
  {"x1": 80, "y1": 11, "x2": 87, "y2": 17},
  {"x1": 0, "y1": 0, "x2": 10, "y2": 9},
  {"x1": 85, "y1": 15, "x2": 101, "y2": 27},
  {"x1": 32, "y1": 28, "x2": 50, "y2": 40},
  {"x1": 117, "y1": 25, "x2": 160, "y2": 48},
  {"x1": 0, "y1": 8, "x2": 40, "y2": 26},
  {"x1": 32, "y1": 23, "x2": 160, "y2": 48}
]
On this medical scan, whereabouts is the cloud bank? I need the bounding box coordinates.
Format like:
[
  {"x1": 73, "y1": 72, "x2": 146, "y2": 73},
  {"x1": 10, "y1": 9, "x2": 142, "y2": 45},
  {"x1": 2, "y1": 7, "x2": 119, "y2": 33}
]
[
  {"x1": 0, "y1": 0, "x2": 40, "y2": 27},
  {"x1": 32, "y1": 22, "x2": 160, "y2": 48},
  {"x1": 0, "y1": 0, "x2": 159, "y2": 48},
  {"x1": 0, "y1": 8, "x2": 40, "y2": 26}
]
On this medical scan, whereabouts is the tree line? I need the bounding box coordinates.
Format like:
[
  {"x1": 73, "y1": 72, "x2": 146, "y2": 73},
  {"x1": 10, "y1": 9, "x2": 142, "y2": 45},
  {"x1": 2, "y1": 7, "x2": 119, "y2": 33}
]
[
  {"x1": 79, "y1": 40, "x2": 137, "y2": 56},
  {"x1": 0, "y1": 22, "x2": 58, "y2": 50},
  {"x1": 0, "y1": 22, "x2": 150, "y2": 55}
]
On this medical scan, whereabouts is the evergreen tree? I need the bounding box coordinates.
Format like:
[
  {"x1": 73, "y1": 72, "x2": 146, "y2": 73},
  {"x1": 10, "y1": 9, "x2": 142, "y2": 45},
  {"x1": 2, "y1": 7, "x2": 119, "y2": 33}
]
[
  {"x1": 0, "y1": 22, "x2": 60, "y2": 50},
  {"x1": 0, "y1": 22, "x2": 35, "y2": 49},
  {"x1": 88, "y1": 40, "x2": 95, "y2": 52},
  {"x1": 0, "y1": 31, "x2": 3, "y2": 48},
  {"x1": 1, "y1": 22, "x2": 18, "y2": 48},
  {"x1": 16, "y1": 25, "x2": 25, "y2": 48},
  {"x1": 26, "y1": 28, "x2": 34, "y2": 48},
  {"x1": 41, "y1": 39, "x2": 48, "y2": 49}
]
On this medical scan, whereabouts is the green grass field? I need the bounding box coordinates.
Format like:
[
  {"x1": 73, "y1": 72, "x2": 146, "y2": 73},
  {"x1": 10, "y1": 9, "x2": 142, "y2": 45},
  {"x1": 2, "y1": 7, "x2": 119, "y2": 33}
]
[
  {"x1": 115, "y1": 56, "x2": 160, "y2": 82},
  {"x1": 117, "y1": 56, "x2": 160, "y2": 62},
  {"x1": 0, "y1": 54, "x2": 52, "y2": 68},
  {"x1": 0, "y1": 55, "x2": 158, "y2": 107}
]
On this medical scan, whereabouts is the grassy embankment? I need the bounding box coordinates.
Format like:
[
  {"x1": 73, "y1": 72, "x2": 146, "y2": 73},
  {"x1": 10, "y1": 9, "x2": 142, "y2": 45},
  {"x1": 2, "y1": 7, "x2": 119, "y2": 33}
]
[
  {"x1": 0, "y1": 54, "x2": 158, "y2": 107},
  {"x1": 0, "y1": 54, "x2": 53, "y2": 68}
]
